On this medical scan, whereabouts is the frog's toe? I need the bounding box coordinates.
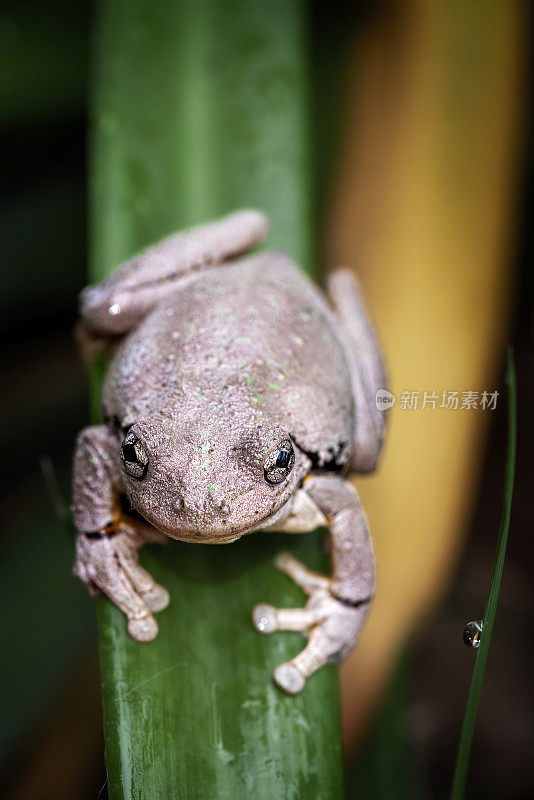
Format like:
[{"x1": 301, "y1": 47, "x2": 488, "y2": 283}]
[
  {"x1": 116, "y1": 542, "x2": 170, "y2": 613},
  {"x1": 252, "y1": 603, "x2": 277, "y2": 633},
  {"x1": 253, "y1": 602, "x2": 326, "y2": 634},
  {"x1": 273, "y1": 662, "x2": 306, "y2": 695},
  {"x1": 143, "y1": 584, "x2": 170, "y2": 613},
  {"x1": 273, "y1": 551, "x2": 331, "y2": 594},
  {"x1": 128, "y1": 614, "x2": 159, "y2": 642},
  {"x1": 270, "y1": 618, "x2": 346, "y2": 693}
]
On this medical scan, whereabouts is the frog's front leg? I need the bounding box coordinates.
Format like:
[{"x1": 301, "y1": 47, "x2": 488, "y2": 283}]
[
  {"x1": 73, "y1": 425, "x2": 170, "y2": 641},
  {"x1": 80, "y1": 210, "x2": 267, "y2": 336},
  {"x1": 253, "y1": 475, "x2": 374, "y2": 694}
]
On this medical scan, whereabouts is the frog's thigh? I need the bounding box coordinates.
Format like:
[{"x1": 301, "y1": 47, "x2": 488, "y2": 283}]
[
  {"x1": 80, "y1": 210, "x2": 267, "y2": 336},
  {"x1": 327, "y1": 269, "x2": 387, "y2": 473}
]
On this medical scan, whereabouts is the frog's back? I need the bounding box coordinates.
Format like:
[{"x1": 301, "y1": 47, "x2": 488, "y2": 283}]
[{"x1": 103, "y1": 252, "x2": 353, "y2": 467}]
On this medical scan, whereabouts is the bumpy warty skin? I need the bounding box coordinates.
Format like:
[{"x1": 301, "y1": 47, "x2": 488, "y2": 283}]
[{"x1": 101, "y1": 251, "x2": 354, "y2": 541}]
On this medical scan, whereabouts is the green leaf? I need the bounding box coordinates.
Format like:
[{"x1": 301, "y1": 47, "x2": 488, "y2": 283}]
[
  {"x1": 346, "y1": 645, "x2": 420, "y2": 800},
  {"x1": 450, "y1": 349, "x2": 517, "y2": 799},
  {"x1": 90, "y1": 1, "x2": 343, "y2": 797}
]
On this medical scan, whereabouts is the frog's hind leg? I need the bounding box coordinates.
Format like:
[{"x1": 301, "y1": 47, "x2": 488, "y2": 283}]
[
  {"x1": 79, "y1": 210, "x2": 267, "y2": 337},
  {"x1": 327, "y1": 269, "x2": 387, "y2": 473}
]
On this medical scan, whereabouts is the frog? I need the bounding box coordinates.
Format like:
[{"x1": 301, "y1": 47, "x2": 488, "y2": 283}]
[{"x1": 73, "y1": 210, "x2": 387, "y2": 695}]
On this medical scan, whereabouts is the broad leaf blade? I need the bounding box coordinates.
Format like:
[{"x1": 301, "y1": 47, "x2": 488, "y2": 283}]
[{"x1": 91, "y1": 1, "x2": 343, "y2": 797}]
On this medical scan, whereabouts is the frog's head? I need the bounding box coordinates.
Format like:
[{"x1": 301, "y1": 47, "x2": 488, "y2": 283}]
[{"x1": 118, "y1": 412, "x2": 307, "y2": 542}]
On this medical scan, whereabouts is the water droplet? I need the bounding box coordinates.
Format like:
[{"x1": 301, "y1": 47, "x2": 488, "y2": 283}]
[
  {"x1": 109, "y1": 303, "x2": 121, "y2": 316},
  {"x1": 463, "y1": 620, "x2": 483, "y2": 648}
]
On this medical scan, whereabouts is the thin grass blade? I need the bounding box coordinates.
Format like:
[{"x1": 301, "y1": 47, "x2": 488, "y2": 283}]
[{"x1": 451, "y1": 349, "x2": 517, "y2": 799}]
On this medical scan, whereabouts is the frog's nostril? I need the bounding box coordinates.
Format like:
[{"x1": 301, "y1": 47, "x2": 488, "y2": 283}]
[
  {"x1": 173, "y1": 497, "x2": 185, "y2": 512},
  {"x1": 204, "y1": 492, "x2": 229, "y2": 514},
  {"x1": 219, "y1": 501, "x2": 231, "y2": 517}
]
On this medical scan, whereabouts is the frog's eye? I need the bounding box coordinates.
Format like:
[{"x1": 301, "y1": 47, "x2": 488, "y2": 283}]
[
  {"x1": 264, "y1": 439, "x2": 295, "y2": 485},
  {"x1": 120, "y1": 431, "x2": 149, "y2": 480}
]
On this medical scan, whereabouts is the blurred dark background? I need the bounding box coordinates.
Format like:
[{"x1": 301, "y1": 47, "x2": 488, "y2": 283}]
[{"x1": 1, "y1": 1, "x2": 532, "y2": 798}]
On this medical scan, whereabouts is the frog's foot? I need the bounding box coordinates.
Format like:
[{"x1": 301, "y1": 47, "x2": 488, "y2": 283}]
[
  {"x1": 252, "y1": 552, "x2": 371, "y2": 694},
  {"x1": 74, "y1": 519, "x2": 170, "y2": 642}
]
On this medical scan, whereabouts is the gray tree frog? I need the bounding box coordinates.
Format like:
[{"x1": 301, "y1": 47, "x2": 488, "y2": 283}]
[{"x1": 73, "y1": 210, "x2": 387, "y2": 694}]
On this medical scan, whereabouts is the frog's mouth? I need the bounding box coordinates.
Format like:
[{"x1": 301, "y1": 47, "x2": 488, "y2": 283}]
[
  {"x1": 150, "y1": 503, "x2": 288, "y2": 544},
  {"x1": 127, "y1": 472, "x2": 299, "y2": 543},
  {"x1": 163, "y1": 530, "x2": 245, "y2": 544}
]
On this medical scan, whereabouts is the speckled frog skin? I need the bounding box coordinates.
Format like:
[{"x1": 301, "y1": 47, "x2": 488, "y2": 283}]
[{"x1": 73, "y1": 211, "x2": 387, "y2": 694}]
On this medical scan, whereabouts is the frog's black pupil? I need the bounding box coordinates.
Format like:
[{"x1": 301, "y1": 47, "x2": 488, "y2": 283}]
[
  {"x1": 276, "y1": 449, "x2": 290, "y2": 468},
  {"x1": 263, "y1": 439, "x2": 294, "y2": 485},
  {"x1": 122, "y1": 442, "x2": 138, "y2": 463}
]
